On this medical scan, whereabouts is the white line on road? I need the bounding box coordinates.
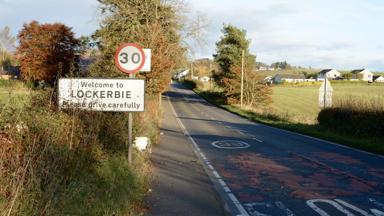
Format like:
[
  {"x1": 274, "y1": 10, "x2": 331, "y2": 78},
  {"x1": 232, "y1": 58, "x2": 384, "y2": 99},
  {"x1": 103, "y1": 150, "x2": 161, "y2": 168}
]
[
  {"x1": 167, "y1": 93, "x2": 250, "y2": 216},
  {"x1": 252, "y1": 137, "x2": 263, "y2": 143}
]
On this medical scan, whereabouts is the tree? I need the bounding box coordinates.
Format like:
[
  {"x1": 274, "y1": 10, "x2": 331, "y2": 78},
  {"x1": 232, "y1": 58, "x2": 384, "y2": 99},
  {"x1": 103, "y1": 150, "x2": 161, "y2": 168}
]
[
  {"x1": 271, "y1": 61, "x2": 291, "y2": 70},
  {"x1": 91, "y1": 0, "x2": 186, "y2": 96},
  {"x1": 0, "y1": 27, "x2": 16, "y2": 71},
  {"x1": 213, "y1": 24, "x2": 271, "y2": 107},
  {"x1": 213, "y1": 24, "x2": 254, "y2": 103},
  {"x1": 16, "y1": 21, "x2": 79, "y2": 84}
]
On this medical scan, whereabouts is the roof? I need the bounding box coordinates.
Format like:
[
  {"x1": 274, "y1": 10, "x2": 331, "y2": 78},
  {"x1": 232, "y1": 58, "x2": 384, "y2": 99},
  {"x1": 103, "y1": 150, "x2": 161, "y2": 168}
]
[
  {"x1": 373, "y1": 75, "x2": 383, "y2": 81},
  {"x1": 319, "y1": 69, "x2": 334, "y2": 74},
  {"x1": 351, "y1": 69, "x2": 368, "y2": 74},
  {"x1": 275, "y1": 74, "x2": 305, "y2": 79},
  {"x1": 0, "y1": 70, "x2": 9, "y2": 75}
]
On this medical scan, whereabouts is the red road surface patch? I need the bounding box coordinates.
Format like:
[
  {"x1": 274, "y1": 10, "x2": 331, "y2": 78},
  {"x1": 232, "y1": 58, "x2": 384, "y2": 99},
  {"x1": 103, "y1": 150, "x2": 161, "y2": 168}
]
[{"x1": 214, "y1": 152, "x2": 382, "y2": 202}]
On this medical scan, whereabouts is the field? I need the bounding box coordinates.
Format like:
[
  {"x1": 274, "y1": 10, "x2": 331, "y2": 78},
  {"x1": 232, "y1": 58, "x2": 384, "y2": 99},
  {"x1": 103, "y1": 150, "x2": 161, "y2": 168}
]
[{"x1": 271, "y1": 82, "x2": 384, "y2": 123}]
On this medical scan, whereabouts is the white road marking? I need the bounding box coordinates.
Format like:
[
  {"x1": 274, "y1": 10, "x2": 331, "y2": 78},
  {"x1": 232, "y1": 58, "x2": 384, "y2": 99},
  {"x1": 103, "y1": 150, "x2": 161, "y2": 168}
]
[
  {"x1": 335, "y1": 199, "x2": 373, "y2": 216},
  {"x1": 306, "y1": 199, "x2": 355, "y2": 216},
  {"x1": 371, "y1": 209, "x2": 384, "y2": 216},
  {"x1": 166, "y1": 94, "x2": 250, "y2": 216},
  {"x1": 252, "y1": 137, "x2": 263, "y2": 143}
]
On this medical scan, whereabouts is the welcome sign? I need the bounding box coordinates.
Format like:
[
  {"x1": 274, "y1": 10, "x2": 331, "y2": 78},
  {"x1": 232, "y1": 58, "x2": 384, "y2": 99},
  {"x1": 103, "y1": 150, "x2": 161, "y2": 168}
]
[{"x1": 58, "y1": 78, "x2": 145, "y2": 112}]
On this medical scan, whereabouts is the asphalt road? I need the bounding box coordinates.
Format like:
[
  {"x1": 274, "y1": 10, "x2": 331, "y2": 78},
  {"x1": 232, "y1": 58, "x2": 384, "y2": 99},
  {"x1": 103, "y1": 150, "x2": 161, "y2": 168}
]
[{"x1": 166, "y1": 83, "x2": 384, "y2": 216}]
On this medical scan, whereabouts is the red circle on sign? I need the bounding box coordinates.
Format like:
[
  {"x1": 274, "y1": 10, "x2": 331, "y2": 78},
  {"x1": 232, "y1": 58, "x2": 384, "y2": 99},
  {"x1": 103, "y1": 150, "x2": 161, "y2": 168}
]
[{"x1": 114, "y1": 43, "x2": 146, "y2": 74}]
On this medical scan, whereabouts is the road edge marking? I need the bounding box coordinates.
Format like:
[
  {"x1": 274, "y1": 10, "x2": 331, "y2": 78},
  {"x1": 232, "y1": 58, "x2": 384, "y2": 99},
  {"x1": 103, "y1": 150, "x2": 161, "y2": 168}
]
[{"x1": 166, "y1": 93, "x2": 250, "y2": 216}]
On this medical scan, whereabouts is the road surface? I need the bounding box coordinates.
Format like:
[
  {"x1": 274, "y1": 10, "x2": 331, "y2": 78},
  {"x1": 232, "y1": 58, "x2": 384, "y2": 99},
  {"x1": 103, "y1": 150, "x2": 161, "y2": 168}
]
[{"x1": 166, "y1": 83, "x2": 384, "y2": 216}]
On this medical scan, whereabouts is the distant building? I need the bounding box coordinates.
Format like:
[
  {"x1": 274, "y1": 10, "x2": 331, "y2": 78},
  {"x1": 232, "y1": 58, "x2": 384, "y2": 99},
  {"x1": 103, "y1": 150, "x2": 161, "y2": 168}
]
[
  {"x1": 272, "y1": 74, "x2": 306, "y2": 83},
  {"x1": 351, "y1": 69, "x2": 373, "y2": 82},
  {"x1": 174, "y1": 70, "x2": 189, "y2": 80},
  {"x1": 264, "y1": 76, "x2": 273, "y2": 84},
  {"x1": 199, "y1": 76, "x2": 210, "y2": 82},
  {"x1": 258, "y1": 66, "x2": 275, "y2": 71},
  {"x1": 0, "y1": 70, "x2": 11, "y2": 80},
  {"x1": 373, "y1": 75, "x2": 384, "y2": 83},
  {"x1": 317, "y1": 69, "x2": 341, "y2": 80}
]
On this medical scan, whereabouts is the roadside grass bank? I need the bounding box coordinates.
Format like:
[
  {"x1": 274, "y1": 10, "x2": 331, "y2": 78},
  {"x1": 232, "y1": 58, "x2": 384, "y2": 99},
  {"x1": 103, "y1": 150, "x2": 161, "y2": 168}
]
[
  {"x1": 190, "y1": 83, "x2": 384, "y2": 155},
  {"x1": 0, "y1": 81, "x2": 156, "y2": 215}
]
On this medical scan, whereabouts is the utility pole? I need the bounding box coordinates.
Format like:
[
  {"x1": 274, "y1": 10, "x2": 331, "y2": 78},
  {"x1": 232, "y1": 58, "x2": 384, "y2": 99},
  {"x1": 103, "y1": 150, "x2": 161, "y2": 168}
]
[
  {"x1": 240, "y1": 50, "x2": 245, "y2": 108},
  {"x1": 190, "y1": 62, "x2": 194, "y2": 79}
]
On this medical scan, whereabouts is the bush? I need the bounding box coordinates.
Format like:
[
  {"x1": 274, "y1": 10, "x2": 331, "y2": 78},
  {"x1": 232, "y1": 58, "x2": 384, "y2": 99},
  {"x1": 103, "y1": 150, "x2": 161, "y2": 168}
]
[
  {"x1": 0, "y1": 88, "x2": 155, "y2": 215},
  {"x1": 318, "y1": 97, "x2": 384, "y2": 137}
]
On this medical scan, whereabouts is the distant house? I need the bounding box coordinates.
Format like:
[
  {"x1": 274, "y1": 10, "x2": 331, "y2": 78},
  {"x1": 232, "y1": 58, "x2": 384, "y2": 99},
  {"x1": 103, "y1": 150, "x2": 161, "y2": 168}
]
[
  {"x1": 373, "y1": 75, "x2": 384, "y2": 83},
  {"x1": 174, "y1": 70, "x2": 189, "y2": 80},
  {"x1": 272, "y1": 74, "x2": 306, "y2": 84},
  {"x1": 264, "y1": 76, "x2": 273, "y2": 84},
  {"x1": 200, "y1": 76, "x2": 210, "y2": 82},
  {"x1": 258, "y1": 66, "x2": 275, "y2": 71},
  {"x1": 351, "y1": 69, "x2": 373, "y2": 82},
  {"x1": 317, "y1": 69, "x2": 341, "y2": 80},
  {"x1": 0, "y1": 70, "x2": 12, "y2": 80}
]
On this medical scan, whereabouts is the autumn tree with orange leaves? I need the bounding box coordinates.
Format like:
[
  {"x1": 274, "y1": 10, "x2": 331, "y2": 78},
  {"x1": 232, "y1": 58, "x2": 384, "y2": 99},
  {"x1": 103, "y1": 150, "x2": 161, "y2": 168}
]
[{"x1": 17, "y1": 21, "x2": 79, "y2": 84}]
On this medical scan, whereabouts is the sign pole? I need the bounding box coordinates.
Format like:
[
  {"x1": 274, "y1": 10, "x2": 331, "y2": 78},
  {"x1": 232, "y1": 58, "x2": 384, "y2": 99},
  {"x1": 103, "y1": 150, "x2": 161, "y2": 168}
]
[{"x1": 128, "y1": 74, "x2": 135, "y2": 164}]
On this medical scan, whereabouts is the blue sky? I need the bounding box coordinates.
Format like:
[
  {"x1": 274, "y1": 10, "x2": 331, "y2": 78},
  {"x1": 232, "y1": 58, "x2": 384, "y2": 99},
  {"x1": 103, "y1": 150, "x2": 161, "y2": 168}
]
[{"x1": 1, "y1": 0, "x2": 383, "y2": 70}]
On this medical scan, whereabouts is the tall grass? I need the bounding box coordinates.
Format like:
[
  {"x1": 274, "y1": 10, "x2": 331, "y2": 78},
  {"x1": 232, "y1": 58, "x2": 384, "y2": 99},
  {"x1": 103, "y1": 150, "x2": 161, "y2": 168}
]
[
  {"x1": 0, "y1": 84, "x2": 157, "y2": 215},
  {"x1": 318, "y1": 96, "x2": 384, "y2": 137}
]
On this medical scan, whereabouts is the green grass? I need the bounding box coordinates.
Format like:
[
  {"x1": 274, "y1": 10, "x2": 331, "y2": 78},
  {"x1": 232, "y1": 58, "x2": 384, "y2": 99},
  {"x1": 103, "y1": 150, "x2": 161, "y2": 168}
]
[
  {"x1": 0, "y1": 80, "x2": 30, "y2": 109},
  {"x1": 271, "y1": 82, "x2": 384, "y2": 123},
  {"x1": 193, "y1": 83, "x2": 384, "y2": 155}
]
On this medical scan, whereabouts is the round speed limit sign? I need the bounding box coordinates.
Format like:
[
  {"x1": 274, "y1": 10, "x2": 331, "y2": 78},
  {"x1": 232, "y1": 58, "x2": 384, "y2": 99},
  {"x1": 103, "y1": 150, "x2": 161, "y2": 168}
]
[{"x1": 114, "y1": 43, "x2": 146, "y2": 74}]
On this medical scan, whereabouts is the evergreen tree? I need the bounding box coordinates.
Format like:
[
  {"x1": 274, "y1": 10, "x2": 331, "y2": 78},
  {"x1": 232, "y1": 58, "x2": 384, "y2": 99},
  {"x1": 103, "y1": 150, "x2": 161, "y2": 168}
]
[{"x1": 213, "y1": 24, "x2": 255, "y2": 103}]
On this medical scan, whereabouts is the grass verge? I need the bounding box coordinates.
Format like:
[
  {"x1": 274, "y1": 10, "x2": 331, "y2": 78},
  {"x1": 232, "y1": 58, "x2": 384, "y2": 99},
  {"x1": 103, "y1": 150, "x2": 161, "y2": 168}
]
[
  {"x1": 0, "y1": 81, "x2": 156, "y2": 215},
  {"x1": 194, "y1": 88, "x2": 384, "y2": 155}
]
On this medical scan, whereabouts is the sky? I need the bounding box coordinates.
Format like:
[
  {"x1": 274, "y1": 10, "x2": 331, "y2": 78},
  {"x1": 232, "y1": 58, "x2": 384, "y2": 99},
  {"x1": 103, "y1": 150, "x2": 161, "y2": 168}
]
[{"x1": 1, "y1": 0, "x2": 384, "y2": 71}]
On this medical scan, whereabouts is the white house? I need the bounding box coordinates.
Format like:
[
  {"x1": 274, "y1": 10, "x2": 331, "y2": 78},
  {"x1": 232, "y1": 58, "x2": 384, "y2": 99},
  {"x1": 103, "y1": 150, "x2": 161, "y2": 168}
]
[
  {"x1": 174, "y1": 70, "x2": 189, "y2": 80},
  {"x1": 351, "y1": 69, "x2": 373, "y2": 82},
  {"x1": 200, "y1": 76, "x2": 210, "y2": 82},
  {"x1": 272, "y1": 74, "x2": 306, "y2": 83},
  {"x1": 373, "y1": 75, "x2": 384, "y2": 83},
  {"x1": 317, "y1": 69, "x2": 341, "y2": 80}
]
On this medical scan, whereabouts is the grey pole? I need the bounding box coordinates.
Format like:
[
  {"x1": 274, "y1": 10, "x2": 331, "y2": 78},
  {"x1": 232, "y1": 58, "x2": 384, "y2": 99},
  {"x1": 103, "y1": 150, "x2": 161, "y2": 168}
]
[
  {"x1": 240, "y1": 50, "x2": 245, "y2": 108},
  {"x1": 128, "y1": 73, "x2": 135, "y2": 164}
]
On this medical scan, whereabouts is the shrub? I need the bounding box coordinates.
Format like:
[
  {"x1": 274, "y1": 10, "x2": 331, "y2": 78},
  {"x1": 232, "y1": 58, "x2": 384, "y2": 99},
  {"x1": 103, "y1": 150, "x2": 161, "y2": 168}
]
[
  {"x1": 0, "y1": 88, "x2": 155, "y2": 215},
  {"x1": 318, "y1": 97, "x2": 384, "y2": 137}
]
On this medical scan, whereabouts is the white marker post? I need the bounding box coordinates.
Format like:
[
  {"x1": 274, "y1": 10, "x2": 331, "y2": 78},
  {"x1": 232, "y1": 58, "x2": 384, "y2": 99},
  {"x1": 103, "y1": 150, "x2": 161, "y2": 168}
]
[{"x1": 115, "y1": 43, "x2": 147, "y2": 164}]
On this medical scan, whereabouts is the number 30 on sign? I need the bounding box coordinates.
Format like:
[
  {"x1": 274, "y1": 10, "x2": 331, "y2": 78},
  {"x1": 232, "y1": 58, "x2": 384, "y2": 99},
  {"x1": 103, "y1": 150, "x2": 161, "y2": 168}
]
[{"x1": 114, "y1": 43, "x2": 146, "y2": 74}]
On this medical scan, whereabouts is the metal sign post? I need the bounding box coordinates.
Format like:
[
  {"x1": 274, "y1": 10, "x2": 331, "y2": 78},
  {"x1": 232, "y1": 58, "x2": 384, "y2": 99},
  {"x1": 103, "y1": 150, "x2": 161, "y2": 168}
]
[
  {"x1": 115, "y1": 43, "x2": 147, "y2": 164},
  {"x1": 319, "y1": 78, "x2": 333, "y2": 108}
]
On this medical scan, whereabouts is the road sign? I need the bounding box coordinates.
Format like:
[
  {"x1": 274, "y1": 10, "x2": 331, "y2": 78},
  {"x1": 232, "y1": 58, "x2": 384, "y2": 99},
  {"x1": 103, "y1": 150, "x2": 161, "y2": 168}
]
[
  {"x1": 319, "y1": 78, "x2": 333, "y2": 108},
  {"x1": 140, "y1": 49, "x2": 151, "y2": 72},
  {"x1": 115, "y1": 43, "x2": 146, "y2": 74},
  {"x1": 58, "y1": 78, "x2": 145, "y2": 112}
]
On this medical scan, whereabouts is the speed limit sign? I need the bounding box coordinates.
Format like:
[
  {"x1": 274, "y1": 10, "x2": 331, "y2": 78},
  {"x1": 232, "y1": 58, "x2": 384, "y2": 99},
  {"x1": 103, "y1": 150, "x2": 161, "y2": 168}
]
[{"x1": 115, "y1": 43, "x2": 146, "y2": 74}]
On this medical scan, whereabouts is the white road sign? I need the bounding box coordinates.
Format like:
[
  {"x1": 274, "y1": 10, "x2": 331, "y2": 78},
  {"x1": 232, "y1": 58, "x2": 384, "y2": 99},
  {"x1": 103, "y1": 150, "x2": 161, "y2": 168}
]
[
  {"x1": 58, "y1": 78, "x2": 145, "y2": 112},
  {"x1": 140, "y1": 49, "x2": 151, "y2": 72},
  {"x1": 115, "y1": 43, "x2": 146, "y2": 74},
  {"x1": 319, "y1": 78, "x2": 333, "y2": 108}
]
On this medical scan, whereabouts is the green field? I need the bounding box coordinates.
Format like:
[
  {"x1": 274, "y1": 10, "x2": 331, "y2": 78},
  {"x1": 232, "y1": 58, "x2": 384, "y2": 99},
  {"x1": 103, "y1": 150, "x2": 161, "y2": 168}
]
[
  {"x1": 271, "y1": 82, "x2": 384, "y2": 123},
  {"x1": 0, "y1": 80, "x2": 30, "y2": 109}
]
